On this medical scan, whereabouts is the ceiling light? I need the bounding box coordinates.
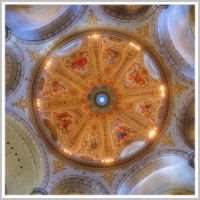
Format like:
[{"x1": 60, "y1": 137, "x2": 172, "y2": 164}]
[
  {"x1": 45, "y1": 60, "x2": 51, "y2": 69},
  {"x1": 36, "y1": 99, "x2": 40, "y2": 108},
  {"x1": 160, "y1": 85, "x2": 165, "y2": 97},
  {"x1": 148, "y1": 129, "x2": 156, "y2": 139},
  {"x1": 92, "y1": 34, "x2": 99, "y2": 39}
]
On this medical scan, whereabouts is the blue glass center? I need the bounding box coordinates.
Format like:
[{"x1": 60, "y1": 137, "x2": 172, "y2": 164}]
[{"x1": 96, "y1": 93, "x2": 108, "y2": 106}]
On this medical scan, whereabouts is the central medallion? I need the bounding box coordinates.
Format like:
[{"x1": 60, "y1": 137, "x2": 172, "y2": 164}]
[
  {"x1": 87, "y1": 84, "x2": 116, "y2": 113},
  {"x1": 96, "y1": 93, "x2": 108, "y2": 106}
]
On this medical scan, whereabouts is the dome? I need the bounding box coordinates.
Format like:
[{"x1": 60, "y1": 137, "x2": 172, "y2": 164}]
[
  {"x1": 6, "y1": 5, "x2": 86, "y2": 41},
  {"x1": 30, "y1": 28, "x2": 170, "y2": 168}
]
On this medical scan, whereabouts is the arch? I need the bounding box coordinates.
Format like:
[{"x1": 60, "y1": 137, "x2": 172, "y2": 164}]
[
  {"x1": 5, "y1": 41, "x2": 24, "y2": 97},
  {"x1": 117, "y1": 153, "x2": 194, "y2": 194},
  {"x1": 49, "y1": 175, "x2": 109, "y2": 195},
  {"x1": 5, "y1": 110, "x2": 49, "y2": 194},
  {"x1": 6, "y1": 5, "x2": 87, "y2": 41},
  {"x1": 156, "y1": 5, "x2": 194, "y2": 80},
  {"x1": 176, "y1": 90, "x2": 194, "y2": 149},
  {"x1": 99, "y1": 5, "x2": 157, "y2": 21}
]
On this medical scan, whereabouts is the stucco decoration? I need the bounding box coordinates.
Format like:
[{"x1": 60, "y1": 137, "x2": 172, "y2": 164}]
[
  {"x1": 50, "y1": 175, "x2": 109, "y2": 194},
  {"x1": 30, "y1": 28, "x2": 170, "y2": 168},
  {"x1": 100, "y1": 5, "x2": 156, "y2": 21},
  {"x1": 6, "y1": 114, "x2": 45, "y2": 194},
  {"x1": 6, "y1": 5, "x2": 87, "y2": 41},
  {"x1": 6, "y1": 42, "x2": 23, "y2": 97}
]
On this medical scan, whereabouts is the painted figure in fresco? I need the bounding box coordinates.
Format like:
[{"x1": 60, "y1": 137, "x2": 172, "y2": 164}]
[
  {"x1": 54, "y1": 112, "x2": 73, "y2": 134},
  {"x1": 47, "y1": 80, "x2": 67, "y2": 97},
  {"x1": 113, "y1": 124, "x2": 134, "y2": 149},
  {"x1": 82, "y1": 132, "x2": 98, "y2": 152},
  {"x1": 137, "y1": 101, "x2": 154, "y2": 118},
  {"x1": 104, "y1": 47, "x2": 120, "y2": 65},
  {"x1": 66, "y1": 51, "x2": 89, "y2": 72},
  {"x1": 125, "y1": 63, "x2": 150, "y2": 87}
]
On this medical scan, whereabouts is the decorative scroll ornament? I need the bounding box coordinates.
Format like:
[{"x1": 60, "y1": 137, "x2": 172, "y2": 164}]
[
  {"x1": 26, "y1": 49, "x2": 41, "y2": 63},
  {"x1": 102, "y1": 171, "x2": 115, "y2": 186},
  {"x1": 161, "y1": 132, "x2": 175, "y2": 147},
  {"x1": 53, "y1": 160, "x2": 66, "y2": 173},
  {"x1": 136, "y1": 24, "x2": 149, "y2": 38},
  {"x1": 87, "y1": 10, "x2": 100, "y2": 26},
  {"x1": 172, "y1": 81, "x2": 188, "y2": 97},
  {"x1": 12, "y1": 96, "x2": 27, "y2": 112}
]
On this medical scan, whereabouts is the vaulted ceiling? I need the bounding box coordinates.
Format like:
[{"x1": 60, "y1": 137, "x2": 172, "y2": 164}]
[{"x1": 5, "y1": 4, "x2": 195, "y2": 195}]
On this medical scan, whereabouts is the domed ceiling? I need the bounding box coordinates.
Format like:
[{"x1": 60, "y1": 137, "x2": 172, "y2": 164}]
[
  {"x1": 30, "y1": 29, "x2": 170, "y2": 168},
  {"x1": 6, "y1": 5, "x2": 86, "y2": 41}
]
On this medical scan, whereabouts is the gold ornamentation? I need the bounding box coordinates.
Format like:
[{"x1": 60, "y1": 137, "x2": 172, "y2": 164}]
[
  {"x1": 29, "y1": 28, "x2": 170, "y2": 168},
  {"x1": 87, "y1": 10, "x2": 100, "y2": 26},
  {"x1": 172, "y1": 81, "x2": 188, "y2": 97},
  {"x1": 26, "y1": 49, "x2": 41, "y2": 62},
  {"x1": 136, "y1": 24, "x2": 149, "y2": 38},
  {"x1": 12, "y1": 96, "x2": 27, "y2": 112},
  {"x1": 102, "y1": 171, "x2": 115, "y2": 186},
  {"x1": 53, "y1": 160, "x2": 65, "y2": 173},
  {"x1": 161, "y1": 132, "x2": 175, "y2": 146}
]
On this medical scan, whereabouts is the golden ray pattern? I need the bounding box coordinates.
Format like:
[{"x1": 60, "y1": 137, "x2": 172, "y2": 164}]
[{"x1": 30, "y1": 29, "x2": 170, "y2": 167}]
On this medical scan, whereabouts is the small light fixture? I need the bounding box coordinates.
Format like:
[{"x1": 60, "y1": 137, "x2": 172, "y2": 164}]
[
  {"x1": 148, "y1": 129, "x2": 156, "y2": 139},
  {"x1": 102, "y1": 158, "x2": 114, "y2": 163},
  {"x1": 92, "y1": 34, "x2": 99, "y2": 39},
  {"x1": 64, "y1": 148, "x2": 72, "y2": 155},
  {"x1": 160, "y1": 85, "x2": 165, "y2": 97},
  {"x1": 45, "y1": 60, "x2": 51, "y2": 69},
  {"x1": 36, "y1": 99, "x2": 40, "y2": 108}
]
